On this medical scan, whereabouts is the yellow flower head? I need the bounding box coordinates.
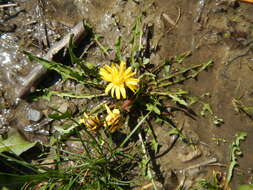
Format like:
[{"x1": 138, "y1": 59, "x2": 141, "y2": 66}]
[
  {"x1": 79, "y1": 113, "x2": 101, "y2": 131},
  {"x1": 99, "y1": 61, "x2": 139, "y2": 99},
  {"x1": 104, "y1": 105, "x2": 121, "y2": 133}
]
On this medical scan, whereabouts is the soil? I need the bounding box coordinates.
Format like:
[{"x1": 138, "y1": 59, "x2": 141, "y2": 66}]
[{"x1": 0, "y1": 0, "x2": 253, "y2": 189}]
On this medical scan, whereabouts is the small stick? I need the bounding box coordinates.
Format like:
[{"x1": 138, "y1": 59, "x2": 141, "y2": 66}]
[
  {"x1": 0, "y1": 3, "x2": 18, "y2": 8},
  {"x1": 15, "y1": 21, "x2": 87, "y2": 99},
  {"x1": 162, "y1": 13, "x2": 176, "y2": 26},
  {"x1": 225, "y1": 45, "x2": 252, "y2": 66},
  {"x1": 184, "y1": 157, "x2": 218, "y2": 171},
  {"x1": 141, "y1": 183, "x2": 153, "y2": 190},
  {"x1": 175, "y1": 7, "x2": 181, "y2": 25}
]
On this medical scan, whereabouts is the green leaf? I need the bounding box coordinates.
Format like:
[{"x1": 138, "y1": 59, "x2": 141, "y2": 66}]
[
  {"x1": 168, "y1": 128, "x2": 180, "y2": 136},
  {"x1": 169, "y1": 94, "x2": 188, "y2": 106},
  {"x1": 200, "y1": 103, "x2": 213, "y2": 116},
  {"x1": 53, "y1": 125, "x2": 76, "y2": 134},
  {"x1": 49, "y1": 111, "x2": 72, "y2": 120},
  {"x1": 24, "y1": 52, "x2": 100, "y2": 88},
  {"x1": 213, "y1": 116, "x2": 224, "y2": 126},
  {"x1": 225, "y1": 132, "x2": 247, "y2": 188},
  {"x1": 25, "y1": 52, "x2": 83, "y2": 80},
  {"x1": 175, "y1": 51, "x2": 192, "y2": 64},
  {"x1": 151, "y1": 138, "x2": 160, "y2": 154},
  {"x1": 235, "y1": 132, "x2": 247, "y2": 146},
  {"x1": 140, "y1": 158, "x2": 149, "y2": 176},
  {"x1": 115, "y1": 36, "x2": 122, "y2": 61},
  {"x1": 48, "y1": 91, "x2": 106, "y2": 99},
  {"x1": 237, "y1": 184, "x2": 253, "y2": 190},
  {"x1": 68, "y1": 34, "x2": 80, "y2": 65},
  {"x1": 146, "y1": 104, "x2": 160, "y2": 115},
  {"x1": 120, "y1": 112, "x2": 151, "y2": 147},
  {"x1": 143, "y1": 58, "x2": 150, "y2": 65},
  {"x1": 93, "y1": 34, "x2": 110, "y2": 56},
  {"x1": 1, "y1": 187, "x2": 10, "y2": 190},
  {"x1": 232, "y1": 99, "x2": 253, "y2": 118},
  {"x1": 0, "y1": 129, "x2": 36, "y2": 156}
]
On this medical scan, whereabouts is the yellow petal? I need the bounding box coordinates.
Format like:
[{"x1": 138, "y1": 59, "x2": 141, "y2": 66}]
[
  {"x1": 124, "y1": 67, "x2": 132, "y2": 75},
  {"x1": 126, "y1": 84, "x2": 137, "y2": 92},
  {"x1": 112, "y1": 66, "x2": 118, "y2": 77},
  {"x1": 99, "y1": 68, "x2": 111, "y2": 81},
  {"x1": 126, "y1": 78, "x2": 138, "y2": 85},
  {"x1": 109, "y1": 124, "x2": 120, "y2": 133},
  {"x1": 79, "y1": 118, "x2": 85, "y2": 124},
  {"x1": 111, "y1": 85, "x2": 115, "y2": 98},
  {"x1": 99, "y1": 68, "x2": 108, "y2": 76},
  {"x1": 124, "y1": 72, "x2": 135, "y2": 79},
  {"x1": 116, "y1": 87, "x2": 121, "y2": 99},
  {"x1": 100, "y1": 61, "x2": 139, "y2": 99},
  {"x1": 104, "y1": 65, "x2": 113, "y2": 72},
  {"x1": 105, "y1": 105, "x2": 112, "y2": 115},
  {"x1": 119, "y1": 61, "x2": 126, "y2": 75},
  {"x1": 112, "y1": 109, "x2": 120, "y2": 115},
  {"x1": 119, "y1": 86, "x2": 126, "y2": 99},
  {"x1": 105, "y1": 83, "x2": 113, "y2": 94}
]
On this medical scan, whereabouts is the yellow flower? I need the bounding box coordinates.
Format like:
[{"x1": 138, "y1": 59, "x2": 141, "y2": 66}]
[
  {"x1": 104, "y1": 105, "x2": 121, "y2": 133},
  {"x1": 79, "y1": 113, "x2": 101, "y2": 131},
  {"x1": 99, "y1": 61, "x2": 139, "y2": 99}
]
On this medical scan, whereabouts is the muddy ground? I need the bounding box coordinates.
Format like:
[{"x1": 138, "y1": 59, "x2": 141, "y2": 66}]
[{"x1": 0, "y1": 0, "x2": 253, "y2": 189}]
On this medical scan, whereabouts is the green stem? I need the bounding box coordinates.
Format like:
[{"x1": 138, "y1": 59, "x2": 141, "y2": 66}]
[{"x1": 120, "y1": 112, "x2": 151, "y2": 148}]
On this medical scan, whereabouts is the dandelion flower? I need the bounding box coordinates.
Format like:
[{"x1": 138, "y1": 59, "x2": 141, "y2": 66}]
[
  {"x1": 104, "y1": 105, "x2": 121, "y2": 133},
  {"x1": 79, "y1": 113, "x2": 101, "y2": 131},
  {"x1": 99, "y1": 61, "x2": 139, "y2": 99}
]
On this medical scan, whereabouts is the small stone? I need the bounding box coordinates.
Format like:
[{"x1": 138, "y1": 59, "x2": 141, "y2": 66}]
[
  {"x1": 58, "y1": 102, "x2": 77, "y2": 115},
  {"x1": 27, "y1": 108, "x2": 43, "y2": 122},
  {"x1": 0, "y1": 125, "x2": 9, "y2": 135},
  {"x1": 75, "y1": 84, "x2": 85, "y2": 93}
]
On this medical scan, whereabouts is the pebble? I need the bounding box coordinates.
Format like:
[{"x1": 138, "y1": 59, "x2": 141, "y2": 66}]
[
  {"x1": 58, "y1": 102, "x2": 78, "y2": 115},
  {"x1": 0, "y1": 121, "x2": 9, "y2": 134},
  {"x1": 27, "y1": 108, "x2": 43, "y2": 122},
  {"x1": 75, "y1": 84, "x2": 85, "y2": 93}
]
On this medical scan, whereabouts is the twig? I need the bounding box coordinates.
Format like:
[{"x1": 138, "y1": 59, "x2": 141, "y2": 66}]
[
  {"x1": 183, "y1": 157, "x2": 218, "y2": 171},
  {"x1": 225, "y1": 46, "x2": 253, "y2": 66},
  {"x1": 162, "y1": 13, "x2": 176, "y2": 26},
  {"x1": 141, "y1": 183, "x2": 153, "y2": 190},
  {"x1": 175, "y1": 7, "x2": 181, "y2": 25},
  {"x1": 79, "y1": 41, "x2": 95, "y2": 58},
  {"x1": 15, "y1": 21, "x2": 87, "y2": 98},
  {"x1": 0, "y1": 3, "x2": 17, "y2": 8}
]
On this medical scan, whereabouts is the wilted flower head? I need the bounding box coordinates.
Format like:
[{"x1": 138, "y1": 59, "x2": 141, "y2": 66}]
[
  {"x1": 79, "y1": 113, "x2": 101, "y2": 131},
  {"x1": 104, "y1": 105, "x2": 121, "y2": 133},
  {"x1": 99, "y1": 61, "x2": 138, "y2": 99}
]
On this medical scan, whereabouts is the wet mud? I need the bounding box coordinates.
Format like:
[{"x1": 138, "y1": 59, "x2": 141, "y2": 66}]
[{"x1": 0, "y1": 0, "x2": 253, "y2": 189}]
